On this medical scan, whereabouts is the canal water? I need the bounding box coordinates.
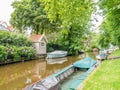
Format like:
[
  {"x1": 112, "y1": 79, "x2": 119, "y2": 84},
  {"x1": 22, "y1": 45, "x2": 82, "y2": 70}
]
[{"x1": 0, "y1": 53, "x2": 96, "y2": 90}]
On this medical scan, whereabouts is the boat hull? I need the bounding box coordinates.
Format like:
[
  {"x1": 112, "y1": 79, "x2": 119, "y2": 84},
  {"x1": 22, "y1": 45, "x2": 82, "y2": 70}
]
[
  {"x1": 46, "y1": 51, "x2": 68, "y2": 59},
  {"x1": 96, "y1": 54, "x2": 107, "y2": 60}
]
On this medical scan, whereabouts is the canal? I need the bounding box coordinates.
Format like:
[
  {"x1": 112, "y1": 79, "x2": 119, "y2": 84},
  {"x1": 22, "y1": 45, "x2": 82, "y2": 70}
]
[{"x1": 0, "y1": 53, "x2": 96, "y2": 90}]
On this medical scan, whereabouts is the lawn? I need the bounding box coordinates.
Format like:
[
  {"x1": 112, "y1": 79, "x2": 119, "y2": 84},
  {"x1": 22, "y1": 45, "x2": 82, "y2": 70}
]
[
  {"x1": 108, "y1": 49, "x2": 120, "y2": 57},
  {"x1": 82, "y1": 59, "x2": 120, "y2": 90}
]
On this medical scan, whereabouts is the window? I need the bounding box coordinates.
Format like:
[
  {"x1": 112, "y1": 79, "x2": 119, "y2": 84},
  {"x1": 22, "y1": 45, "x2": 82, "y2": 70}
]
[{"x1": 40, "y1": 42, "x2": 45, "y2": 46}]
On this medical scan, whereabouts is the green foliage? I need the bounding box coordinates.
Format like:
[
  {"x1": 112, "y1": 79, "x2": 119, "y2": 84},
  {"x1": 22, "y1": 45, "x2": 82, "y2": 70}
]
[
  {"x1": 19, "y1": 46, "x2": 36, "y2": 59},
  {"x1": 85, "y1": 45, "x2": 99, "y2": 52},
  {"x1": 0, "y1": 46, "x2": 7, "y2": 62},
  {"x1": 83, "y1": 32, "x2": 100, "y2": 52},
  {"x1": 10, "y1": 0, "x2": 59, "y2": 34},
  {"x1": 7, "y1": 46, "x2": 20, "y2": 61},
  {"x1": 0, "y1": 30, "x2": 32, "y2": 46},
  {"x1": 10, "y1": 0, "x2": 95, "y2": 55},
  {"x1": 98, "y1": 32, "x2": 111, "y2": 48},
  {"x1": 85, "y1": 47, "x2": 92, "y2": 52},
  {"x1": 0, "y1": 31, "x2": 36, "y2": 63},
  {"x1": 11, "y1": 0, "x2": 95, "y2": 55},
  {"x1": 98, "y1": 0, "x2": 120, "y2": 48},
  {"x1": 42, "y1": 0, "x2": 95, "y2": 55},
  {"x1": 47, "y1": 41, "x2": 68, "y2": 53}
]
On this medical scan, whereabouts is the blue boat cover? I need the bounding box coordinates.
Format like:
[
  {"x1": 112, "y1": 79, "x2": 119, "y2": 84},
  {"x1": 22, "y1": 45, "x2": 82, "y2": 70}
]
[
  {"x1": 70, "y1": 66, "x2": 95, "y2": 90},
  {"x1": 73, "y1": 56, "x2": 97, "y2": 68}
]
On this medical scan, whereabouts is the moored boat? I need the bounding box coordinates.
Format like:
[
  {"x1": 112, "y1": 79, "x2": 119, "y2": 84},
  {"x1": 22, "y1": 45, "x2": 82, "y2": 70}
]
[
  {"x1": 23, "y1": 56, "x2": 98, "y2": 90},
  {"x1": 46, "y1": 50, "x2": 68, "y2": 59},
  {"x1": 78, "y1": 50, "x2": 84, "y2": 54},
  {"x1": 96, "y1": 53, "x2": 107, "y2": 60}
]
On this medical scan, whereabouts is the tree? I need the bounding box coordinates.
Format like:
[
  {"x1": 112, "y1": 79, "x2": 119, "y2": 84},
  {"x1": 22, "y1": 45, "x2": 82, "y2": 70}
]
[
  {"x1": 10, "y1": 0, "x2": 58, "y2": 34},
  {"x1": 41, "y1": 0, "x2": 95, "y2": 55},
  {"x1": 98, "y1": 0, "x2": 120, "y2": 48}
]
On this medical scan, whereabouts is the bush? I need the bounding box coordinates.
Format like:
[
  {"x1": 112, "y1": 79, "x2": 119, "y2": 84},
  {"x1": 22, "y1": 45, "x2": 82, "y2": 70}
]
[
  {"x1": 0, "y1": 30, "x2": 36, "y2": 63},
  {"x1": 0, "y1": 46, "x2": 7, "y2": 62},
  {"x1": 0, "y1": 30, "x2": 32, "y2": 46},
  {"x1": 19, "y1": 47, "x2": 36, "y2": 59},
  {"x1": 6, "y1": 46, "x2": 20, "y2": 61}
]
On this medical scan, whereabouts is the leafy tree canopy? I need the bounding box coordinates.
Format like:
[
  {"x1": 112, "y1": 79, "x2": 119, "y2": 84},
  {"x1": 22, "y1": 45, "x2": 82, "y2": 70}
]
[
  {"x1": 10, "y1": 0, "x2": 59, "y2": 34},
  {"x1": 98, "y1": 0, "x2": 120, "y2": 48},
  {"x1": 41, "y1": 0, "x2": 95, "y2": 54}
]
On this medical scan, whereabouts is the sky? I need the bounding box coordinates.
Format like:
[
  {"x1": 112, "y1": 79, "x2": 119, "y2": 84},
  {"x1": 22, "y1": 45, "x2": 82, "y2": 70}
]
[
  {"x1": 0, "y1": 0, "x2": 14, "y2": 25},
  {"x1": 91, "y1": 6, "x2": 103, "y2": 32}
]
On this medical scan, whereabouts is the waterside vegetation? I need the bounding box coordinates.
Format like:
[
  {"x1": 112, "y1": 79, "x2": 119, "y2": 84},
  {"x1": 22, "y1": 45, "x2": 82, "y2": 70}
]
[
  {"x1": 10, "y1": 0, "x2": 95, "y2": 55},
  {"x1": 0, "y1": 31, "x2": 36, "y2": 64}
]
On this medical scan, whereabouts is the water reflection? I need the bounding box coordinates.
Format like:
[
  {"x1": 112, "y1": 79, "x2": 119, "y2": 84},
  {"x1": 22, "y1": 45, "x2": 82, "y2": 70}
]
[
  {"x1": 46, "y1": 57, "x2": 68, "y2": 64},
  {"x1": 0, "y1": 53, "x2": 96, "y2": 90}
]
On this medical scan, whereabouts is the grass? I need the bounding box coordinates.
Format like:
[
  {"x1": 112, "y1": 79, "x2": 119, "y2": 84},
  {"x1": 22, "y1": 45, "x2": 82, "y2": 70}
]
[
  {"x1": 82, "y1": 59, "x2": 120, "y2": 90},
  {"x1": 108, "y1": 49, "x2": 120, "y2": 57}
]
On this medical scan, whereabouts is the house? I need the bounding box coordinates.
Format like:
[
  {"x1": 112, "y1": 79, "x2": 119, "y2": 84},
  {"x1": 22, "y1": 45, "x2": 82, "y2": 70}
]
[
  {"x1": 0, "y1": 20, "x2": 16, "y2": 32},
  {"x1": 0, "y1": 21, "x2": 9, "y2": 31},
  {"x1": 7, "y1": 26, "x2": 16, "y2": 32},
  {"x1": 29, "y1": 34, "x2": 48, "y2": 55}
]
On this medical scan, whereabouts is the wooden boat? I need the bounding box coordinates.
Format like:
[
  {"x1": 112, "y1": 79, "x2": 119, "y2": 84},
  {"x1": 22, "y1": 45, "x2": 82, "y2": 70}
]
[
  {"x1": 23, "y1": 56, "x2": 97, "y2": 90},
  {"x1": 46, "y1": 50, "x2": 68, "y2": 59}
]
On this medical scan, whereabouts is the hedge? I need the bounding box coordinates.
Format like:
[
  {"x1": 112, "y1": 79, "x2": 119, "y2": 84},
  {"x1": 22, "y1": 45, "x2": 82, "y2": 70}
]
[
  {"x1": 0, "y1": 30, "x2": 36, "y2": 64},
  {"x1": 0, "y1": 30, "x2": 32, "y2": 46}
]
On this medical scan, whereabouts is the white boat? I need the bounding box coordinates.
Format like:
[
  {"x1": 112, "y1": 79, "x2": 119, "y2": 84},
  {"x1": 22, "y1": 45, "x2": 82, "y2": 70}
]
[
  {"x1": 107, "y1": 48, "x2": 114, "y2": 54},
  {"x1": 99, "y1": 49, "x2": 108, "y2": 54},
  {"x1": 46, "y1": 50, "x2": 68, "y2": 59},
  {"x1": 96, "y1": 53, "x2": 107, "y2": 60}
]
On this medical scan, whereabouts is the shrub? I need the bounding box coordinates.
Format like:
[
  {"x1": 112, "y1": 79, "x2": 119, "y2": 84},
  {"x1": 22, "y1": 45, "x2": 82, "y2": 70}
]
[
  {"x1": 6, "y1": 46, "x2": 20, "y2": 61},
  {"x1": 19, "y1": 47, "x2": 36, "y2": 60},
  {"x1": 0, "y1": 45, "x2": 7, "y2": 62},
  {"x1": 0, "y1": 30, "x2": 36, "y2": 63},
  {"x1": 0, "y1": 30, "x2": 32, "y2": 46}
]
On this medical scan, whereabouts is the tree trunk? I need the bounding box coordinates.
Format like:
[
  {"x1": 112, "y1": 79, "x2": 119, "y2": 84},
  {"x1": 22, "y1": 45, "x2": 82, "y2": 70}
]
[{"x1": 35, "y1": 25, "x2": 39, "y2": 34}]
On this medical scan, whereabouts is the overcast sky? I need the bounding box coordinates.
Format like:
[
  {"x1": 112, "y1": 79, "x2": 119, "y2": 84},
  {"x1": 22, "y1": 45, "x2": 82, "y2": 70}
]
[{"x1": 0, "y1": 0, "x2": 14, "y2": 25}]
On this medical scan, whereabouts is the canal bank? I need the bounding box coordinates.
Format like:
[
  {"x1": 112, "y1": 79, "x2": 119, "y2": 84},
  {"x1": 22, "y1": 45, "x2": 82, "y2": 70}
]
[{"x1": 80, "y1": 50, "x2": 120, "y2": 90}]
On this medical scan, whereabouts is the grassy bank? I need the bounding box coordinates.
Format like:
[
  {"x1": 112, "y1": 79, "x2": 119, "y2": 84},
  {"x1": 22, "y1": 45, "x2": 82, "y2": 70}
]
[
  {"x1": 82, "y1": 57, "x2": 120, "y2": 90},
  {"x1": 108, "y1": 49, "x2": 120, "y2": 57}
]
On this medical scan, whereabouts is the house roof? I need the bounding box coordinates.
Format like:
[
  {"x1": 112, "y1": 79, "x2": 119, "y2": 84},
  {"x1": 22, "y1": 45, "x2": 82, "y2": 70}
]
[
  {"x1": 7, "y1": 26, "x2": 15, "y2": 31},
  {"x1": 0, "y1": 20, "x2": 15, "y2": 32},
  {"x1": 29, "y1": 34, "x2": 48, "y2": 42}
]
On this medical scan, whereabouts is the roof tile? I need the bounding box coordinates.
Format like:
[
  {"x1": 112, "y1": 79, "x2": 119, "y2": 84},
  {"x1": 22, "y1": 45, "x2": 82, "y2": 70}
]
[{"x1": 29, "y1": 35, "x2": 42, "y2": 42}]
